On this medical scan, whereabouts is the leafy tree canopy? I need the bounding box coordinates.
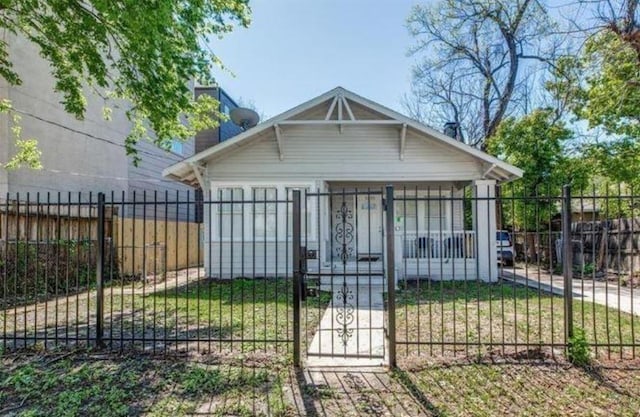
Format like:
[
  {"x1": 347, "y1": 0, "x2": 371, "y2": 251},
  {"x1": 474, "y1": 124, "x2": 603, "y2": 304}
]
[
  {"x1": 0, "y1": 0, "x2": 250, "y2": 165},
  {"x1": 548, "y1": 30, "x2": 640, "y2": 188},
  {"x1": 488, "y1": 109, "x2": 590, "y2": 228}
]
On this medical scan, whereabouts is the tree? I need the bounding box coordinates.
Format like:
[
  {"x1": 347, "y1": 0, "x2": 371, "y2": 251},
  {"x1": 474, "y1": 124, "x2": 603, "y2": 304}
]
[
  {"x1": 548, "y1": 26, "x2": 640, "y2": 188},
  {"x1": 0, "y1": 0, "x2": 250, "y2": 164},
  {"x1": 406, "y1": 0, "x2": 557, "y2": 149},
  {"x1": 487, "y1": 109, "x2": 590, "y2": 230},
  {"x1": 585, "y1": 0, "x2": 640, "y2": 60},
  {"x1": 0, "y1": 99, "x2": 41, "y2": 169}
]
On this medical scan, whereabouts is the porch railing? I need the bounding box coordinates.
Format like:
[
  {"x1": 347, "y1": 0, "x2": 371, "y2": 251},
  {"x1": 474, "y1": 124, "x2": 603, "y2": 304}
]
[{"x1": 399, "y1": 230, "x2": 476, "y2": 259}]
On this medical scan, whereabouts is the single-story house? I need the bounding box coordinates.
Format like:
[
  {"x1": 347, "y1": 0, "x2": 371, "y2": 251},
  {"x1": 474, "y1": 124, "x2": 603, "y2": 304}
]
[{"x1": 163, "y1": 87, "x2": 523, "y2": 284}]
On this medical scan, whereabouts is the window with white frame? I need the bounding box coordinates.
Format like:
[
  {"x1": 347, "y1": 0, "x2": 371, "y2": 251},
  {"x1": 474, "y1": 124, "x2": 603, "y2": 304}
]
[
  {"x1": 425, "y1": 199, "x2": 445, "y2": 231},
  {"x1": 217, "y1": 187, "x2": 243, "y2": 239},
  {"x1": 253, "y1": 187, "x2": 277, "y2": 239},
  {"x1": 395, "y1": 199, "x2": 418, "y2": 232},
  {"x1": 394, "y1": 192, "x2": 448, "y2": 232},
  {"x1": 287, "y1": 187, "x2": 313, "y2": 239}
]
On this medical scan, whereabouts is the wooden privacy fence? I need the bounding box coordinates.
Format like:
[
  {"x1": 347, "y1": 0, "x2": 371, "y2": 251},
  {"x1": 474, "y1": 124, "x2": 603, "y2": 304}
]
[
  {"x1": 0, "y1": 200, "x2": 114, "y2": 241},
  {"x1": 572, "y1": 217, "x2": 640, "y2": 274},
  {"x1": 0, "y1": 198, "x2": 202, "y2": 279},
  {"x1": 113, "y1": 217, "x2": 203, "y2": 276}
]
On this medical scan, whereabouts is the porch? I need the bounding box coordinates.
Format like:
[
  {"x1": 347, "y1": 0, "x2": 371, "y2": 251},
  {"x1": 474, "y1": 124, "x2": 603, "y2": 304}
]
[
  {"x1": 205, "y1": 182, "x2": 496, "y2": 282},
  {"x1": 397, "y1": 230, "x2": 478, "y2": 280},
  {"x1": 307, "y1": 230, "x2": 477, "y2": 281}
]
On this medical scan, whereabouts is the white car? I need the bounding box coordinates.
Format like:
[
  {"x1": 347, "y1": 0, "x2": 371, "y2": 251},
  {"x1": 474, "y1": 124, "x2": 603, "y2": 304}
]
[{"x1": 497, "y1": 230, "x2": 515, "y2": 266}]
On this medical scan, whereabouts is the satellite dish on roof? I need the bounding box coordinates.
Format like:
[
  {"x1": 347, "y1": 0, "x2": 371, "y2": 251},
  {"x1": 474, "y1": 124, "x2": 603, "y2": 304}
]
[{"x1": 230, "y1": 107, "x2": 260, "y2": 130}]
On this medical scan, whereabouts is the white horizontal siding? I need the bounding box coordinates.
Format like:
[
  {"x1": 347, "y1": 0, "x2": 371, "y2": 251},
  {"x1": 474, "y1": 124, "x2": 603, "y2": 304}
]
[
  {"x1": 402, "y1": 259, "x2": 479, "y2": 281},
  {"x1": 206, "y1": 125, "x2": 483, "y2": 182},
  {"x1": 205, "y1": 241, "x2": 320, "y2": 278}
]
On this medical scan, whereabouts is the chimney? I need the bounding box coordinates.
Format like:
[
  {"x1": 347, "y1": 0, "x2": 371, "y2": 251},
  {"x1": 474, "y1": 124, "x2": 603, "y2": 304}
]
[{"x1": 443, "y1": 122, "x2": 460, "y2": 141}]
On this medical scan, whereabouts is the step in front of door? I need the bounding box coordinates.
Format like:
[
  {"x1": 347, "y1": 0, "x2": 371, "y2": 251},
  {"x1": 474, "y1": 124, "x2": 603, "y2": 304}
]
[{"x1": 314, "y1": 274, "x2": 385, "y2": 289}]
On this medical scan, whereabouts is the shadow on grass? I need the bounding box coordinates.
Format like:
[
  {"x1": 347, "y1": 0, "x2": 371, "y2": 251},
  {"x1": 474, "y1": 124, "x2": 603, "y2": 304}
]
[
  {"x1": 579, "y1": 361, "x2": 640, "y2": 398},
  {"x1": 1, "y1": 277, "x2": 324, "y2": 358},
  {"x1": 0, "y1": 307, "x2": 291, "y2": 357},
  {"x1": 0, "y1": 352, "x2": 288, "y2": 416},
  {"x1": 146, "y1": 276, "x2": 292, "y2": 303},
  {"x1": 391, "y1": 369, "x2": 444, "y2": 417},
  {"x1": 395, "y1": 279, "x2": 562, "y2": 305},
  {"x1": 395, "y1": 356, "x2": 640, "y2": 417}
]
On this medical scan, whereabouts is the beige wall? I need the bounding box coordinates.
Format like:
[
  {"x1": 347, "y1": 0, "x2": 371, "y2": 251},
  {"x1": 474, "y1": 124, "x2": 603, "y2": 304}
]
[{"x1": 1, "y1": 33, "x2": 197, "y2": 212}]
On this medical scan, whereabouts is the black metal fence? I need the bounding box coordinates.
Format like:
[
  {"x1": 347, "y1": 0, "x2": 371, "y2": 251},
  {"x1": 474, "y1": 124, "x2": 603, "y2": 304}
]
[
  {"x1": 0, "y1": 186, "x2": 638, "y2": 364},
  {"x1": 0, "y1": 191, "x2": 296, "y2": 356}
]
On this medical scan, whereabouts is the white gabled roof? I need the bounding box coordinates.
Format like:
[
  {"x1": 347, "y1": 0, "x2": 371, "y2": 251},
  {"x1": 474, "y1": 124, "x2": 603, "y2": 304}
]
[{"x1": 163, "y1": 86, "x2": 523, "y2": 186}]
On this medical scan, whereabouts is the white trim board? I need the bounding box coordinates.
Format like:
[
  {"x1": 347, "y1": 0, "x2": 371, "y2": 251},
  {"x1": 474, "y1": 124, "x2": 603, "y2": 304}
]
[{"x1": 163, "y1": 87, "x2": 523, "y2": 185}]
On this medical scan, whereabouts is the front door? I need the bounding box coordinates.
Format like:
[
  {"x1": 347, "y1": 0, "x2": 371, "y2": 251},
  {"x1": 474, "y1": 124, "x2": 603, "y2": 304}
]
[{"x1": 356, "y1": 194, "x2": 383, "y2": 258}]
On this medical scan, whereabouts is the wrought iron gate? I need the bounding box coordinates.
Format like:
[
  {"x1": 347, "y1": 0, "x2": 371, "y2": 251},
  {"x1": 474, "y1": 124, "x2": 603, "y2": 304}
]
[{"x1": 293, "y1": 188, "x2": 392, "y2": 366}]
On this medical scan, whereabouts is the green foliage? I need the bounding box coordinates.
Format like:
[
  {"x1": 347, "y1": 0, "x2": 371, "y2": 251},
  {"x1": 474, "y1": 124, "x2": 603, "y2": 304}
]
[
  {"x1": 582, "y1": 262, "x2": 595, "y2": 276},
  {"x1": 0, "y1": 102, "x2": 43, "y2": 170},
  {"x1": 0, "y1": 359, "x2": 138, "y2": 417},
  {"x1": 176, "y1": 366, "x2": 269, "y2": 397},
  {"x1": 487, "y1": 109, "x2": 590, "y2": 229},
  {"x1": 0, "y1": 240, "x2": 103, "y2": 307},
  {"x1": 567, "y1": 327, "x2": 591, "y2": 366},
  {"x1": 0, "y1": 0, "x2": 251, "y2": 164},
  {"x1": 548, "y1": 31, "x2": 640, "y2": 188},
  {"x1": 0, "y1": 356, "x2": 286, "y2": 417}
]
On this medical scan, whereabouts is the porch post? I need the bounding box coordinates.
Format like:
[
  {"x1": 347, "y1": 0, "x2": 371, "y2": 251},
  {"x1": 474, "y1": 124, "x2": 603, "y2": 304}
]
[{"x1": 472, "y1": 180, "x2": 498, "y2": 282}]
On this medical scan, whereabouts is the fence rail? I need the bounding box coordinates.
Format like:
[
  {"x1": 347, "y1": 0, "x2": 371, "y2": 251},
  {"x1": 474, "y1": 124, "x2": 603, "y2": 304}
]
[{"x1": 0, "y1": 186, "x2": 638, "y2": 365}]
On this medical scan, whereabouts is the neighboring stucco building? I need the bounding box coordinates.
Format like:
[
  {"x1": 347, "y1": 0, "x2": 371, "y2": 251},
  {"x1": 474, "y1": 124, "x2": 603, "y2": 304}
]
[{"x1": 164, "y1": 87, "x2": 523, "y2": 283}]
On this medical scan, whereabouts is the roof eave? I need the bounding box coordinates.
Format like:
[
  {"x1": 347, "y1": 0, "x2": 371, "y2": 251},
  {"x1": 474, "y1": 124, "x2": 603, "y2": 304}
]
[{"x1": 163, "y1": 86, "x2": 524, "y2": 184}]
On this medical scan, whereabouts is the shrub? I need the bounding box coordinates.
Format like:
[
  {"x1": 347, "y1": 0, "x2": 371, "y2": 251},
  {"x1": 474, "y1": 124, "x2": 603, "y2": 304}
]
[
  {"x1": 0, "y1": 240, "x2": 114, "y2": 307},
  {"x1": 567, "y1": 327, "x2": 591, "y2": 366}
]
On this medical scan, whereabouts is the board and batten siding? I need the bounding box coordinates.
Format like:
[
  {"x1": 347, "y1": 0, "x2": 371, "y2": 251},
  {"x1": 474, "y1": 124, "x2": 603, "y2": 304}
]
[{"x1": 205, "y1": 125, "x2": 484, "y2": 182}]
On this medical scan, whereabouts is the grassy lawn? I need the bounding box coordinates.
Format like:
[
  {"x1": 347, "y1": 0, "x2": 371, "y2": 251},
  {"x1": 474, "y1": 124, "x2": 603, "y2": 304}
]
[
  {"x1": 395, "y1": 357, "x2": 640, "y2": 417},
  {"x1": 0, "y1": 353, "x2": 293, "y2": 417},
  {"x1": 3, "y1": 352, "x2": 638, "y2": 417},
  {"x1": 109, "y1": 278, "x2": 296, "y2": 353},
  {"x1": 108, "y1": 278, "x2": 329, "y2": 355},
  {"x1": 3, "y1": 274, "x2": 639, "y2": 362},
  {"x1": 0, "y1": 276, "x2": 328, "y2": 357},
  {"x1": 395, "y1": 280, "x2": 640, "y2": 359}
]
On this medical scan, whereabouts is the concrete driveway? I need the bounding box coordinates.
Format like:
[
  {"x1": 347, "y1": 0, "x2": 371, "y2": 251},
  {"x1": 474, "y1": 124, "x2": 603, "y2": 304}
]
[{"x1": 501, "y1": 266, "x2": 640, "y2": 316}]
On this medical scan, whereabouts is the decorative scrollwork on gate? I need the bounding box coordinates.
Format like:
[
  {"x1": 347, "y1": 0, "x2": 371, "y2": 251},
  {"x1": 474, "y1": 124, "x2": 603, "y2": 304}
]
[
  {"x1": 335, "y1": 281, "x2": 355, "y2": 346},
  {"x1": 334, "y1": 201, "x2": 354, "y2": 264}
]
